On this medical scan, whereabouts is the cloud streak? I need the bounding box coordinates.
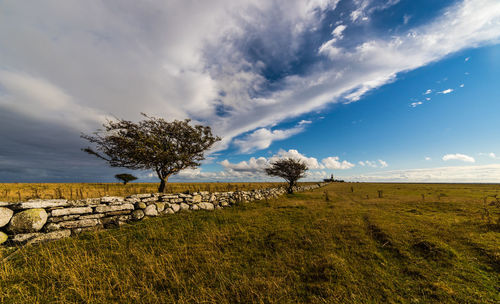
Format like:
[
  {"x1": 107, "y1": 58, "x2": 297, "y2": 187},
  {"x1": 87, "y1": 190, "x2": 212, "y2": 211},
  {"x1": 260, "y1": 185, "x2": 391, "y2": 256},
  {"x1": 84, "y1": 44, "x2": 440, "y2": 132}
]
[{"x1": 442, "y1": 153, "x2": 475, "y2": 163}]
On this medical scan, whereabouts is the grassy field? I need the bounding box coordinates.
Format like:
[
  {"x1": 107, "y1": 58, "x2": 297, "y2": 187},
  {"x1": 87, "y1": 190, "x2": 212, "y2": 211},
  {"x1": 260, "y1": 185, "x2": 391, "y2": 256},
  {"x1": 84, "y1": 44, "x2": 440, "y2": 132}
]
[
  {"x1": 0, "y1": 182, "x2": 297, "y2": 202},
  {"x1": 0, "y1": 183, "x2": 499, "y2": 303}
]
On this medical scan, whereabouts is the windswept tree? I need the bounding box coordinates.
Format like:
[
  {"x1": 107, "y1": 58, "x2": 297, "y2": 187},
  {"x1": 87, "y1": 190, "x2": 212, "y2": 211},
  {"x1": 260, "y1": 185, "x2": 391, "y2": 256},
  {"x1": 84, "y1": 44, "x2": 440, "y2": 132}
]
[
  {"x1": 82, "y1": 114, "x2": 220, "y2": 192},
  {"x1": 265, "y1": 158, "x2": 308, "y2": 194},
  {"x1": 114, "y1": 173, "x2": 138, "y2": 185}
]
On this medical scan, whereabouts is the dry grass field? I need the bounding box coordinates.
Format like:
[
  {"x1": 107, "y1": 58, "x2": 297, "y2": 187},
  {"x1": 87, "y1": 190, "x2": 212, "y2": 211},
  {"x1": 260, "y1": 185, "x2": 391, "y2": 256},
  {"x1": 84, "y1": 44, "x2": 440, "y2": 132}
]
[
  {"x1": 0, "y1": 182, "x2": 302, "y2": 202},
  {"x1": 0, "y1": 182, "x2": 499, "y2": 303}
]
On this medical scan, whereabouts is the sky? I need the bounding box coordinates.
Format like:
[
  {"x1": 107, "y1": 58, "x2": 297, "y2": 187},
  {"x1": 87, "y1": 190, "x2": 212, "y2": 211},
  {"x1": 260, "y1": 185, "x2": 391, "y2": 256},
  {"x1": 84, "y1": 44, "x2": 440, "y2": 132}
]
[{"x1": 1, "y1": 0, "x2": 500, "y2": 183}]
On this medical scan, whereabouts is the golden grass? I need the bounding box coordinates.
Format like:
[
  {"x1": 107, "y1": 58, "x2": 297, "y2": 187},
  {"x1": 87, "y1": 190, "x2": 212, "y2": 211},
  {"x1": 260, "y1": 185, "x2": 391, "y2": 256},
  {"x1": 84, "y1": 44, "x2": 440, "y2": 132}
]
[
  {"x1": 0, "y1": 182, "x2": 312, "y2": 202},
  {"x1": 0, "y1": 183, "x2": 499, "y2": 303}
]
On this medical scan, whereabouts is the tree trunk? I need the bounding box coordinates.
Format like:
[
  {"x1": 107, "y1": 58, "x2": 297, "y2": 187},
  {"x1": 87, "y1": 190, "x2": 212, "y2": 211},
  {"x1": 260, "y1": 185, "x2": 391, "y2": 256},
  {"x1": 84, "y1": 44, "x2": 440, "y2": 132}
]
[
  {"x1": 158, "y1": 175, "x2": 169, "y2": 193},
  {"x1": 287, "y1": 181, "x2": 294, "y2": 194}
]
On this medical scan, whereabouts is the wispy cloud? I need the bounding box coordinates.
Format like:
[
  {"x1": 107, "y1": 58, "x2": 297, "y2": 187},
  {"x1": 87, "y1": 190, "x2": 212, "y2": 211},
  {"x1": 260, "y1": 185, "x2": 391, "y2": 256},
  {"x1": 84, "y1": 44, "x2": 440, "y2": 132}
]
[
  {"x1": 358, "y1": 159, "x2": 388, "y2": 168},
  {"x1": 479, "y1": 152, "x2": 497, "y2": 159},
  {"x1": 438, "y1": 88, "x2": 454, "y2": 94},
  {"x1": 442, "y1": 153, "x2": 475, "y2": 163},
  {"x1": 410, "y1": 101, "x2": 423, "y2": 107}
]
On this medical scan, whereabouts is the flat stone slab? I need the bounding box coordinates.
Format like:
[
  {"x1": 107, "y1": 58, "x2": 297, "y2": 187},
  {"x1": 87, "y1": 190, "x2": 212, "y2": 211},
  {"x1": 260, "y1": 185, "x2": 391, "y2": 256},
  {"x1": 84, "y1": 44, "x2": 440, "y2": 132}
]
[
  {"x1": 52, "y1": 207, "x2": 93, "y2": 217},
  {"x1": 100, "y1": 196, "x2": 124, "y2": 203},
  {"x1": 95, "y1": 204, "x2": 134, "y2": 213},
  {"x1": 58, "y1": 219, "x2": 100, "y2": 229},
  {"x1": 11, "y1": 230, "x2": 71, "y2": 244},
  {"x1": 18, "y1": 199, "x2": 69, "y2": 209}
]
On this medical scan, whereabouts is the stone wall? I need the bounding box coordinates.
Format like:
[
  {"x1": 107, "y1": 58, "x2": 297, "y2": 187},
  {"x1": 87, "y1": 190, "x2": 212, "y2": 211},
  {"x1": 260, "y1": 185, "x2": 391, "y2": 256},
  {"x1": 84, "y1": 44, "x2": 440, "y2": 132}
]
[{"x1": 0, "y1": 183, "x2": 328, "y2": 246}]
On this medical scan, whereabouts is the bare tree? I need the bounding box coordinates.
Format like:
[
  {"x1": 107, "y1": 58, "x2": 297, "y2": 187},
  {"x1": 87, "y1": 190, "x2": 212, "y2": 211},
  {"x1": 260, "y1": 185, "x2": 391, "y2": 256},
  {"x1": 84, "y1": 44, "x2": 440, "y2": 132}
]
[
  {"x1": 82, "y1": 114, "x2": 220, "y2": 192},
  {"x1": 114, "y1": 173, "x2": 138, "y2": 185},
  {"x1": 265, "y1": 158, "x2": 308, "y2": 194}
]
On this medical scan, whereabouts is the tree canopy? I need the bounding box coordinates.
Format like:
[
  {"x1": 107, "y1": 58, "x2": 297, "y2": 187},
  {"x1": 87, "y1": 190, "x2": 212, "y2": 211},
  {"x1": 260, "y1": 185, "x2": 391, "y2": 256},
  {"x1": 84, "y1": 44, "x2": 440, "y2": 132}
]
[
  {"x1": 114, "y1": 173, "x2": 138, "y2": 185},
  {"x1": 82, "y1": 114, "x2": 220, "y2": 192},
  {"x1": 265, "y1": 158, "x2": 308, "y2": 193}
]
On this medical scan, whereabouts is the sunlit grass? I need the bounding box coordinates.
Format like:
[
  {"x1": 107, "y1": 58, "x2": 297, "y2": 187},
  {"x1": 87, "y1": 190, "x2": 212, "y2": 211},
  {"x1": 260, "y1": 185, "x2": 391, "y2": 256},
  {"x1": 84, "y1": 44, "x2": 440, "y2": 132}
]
[{"x1": 0, "y1": 183, "x2": 498, "y2": 303}]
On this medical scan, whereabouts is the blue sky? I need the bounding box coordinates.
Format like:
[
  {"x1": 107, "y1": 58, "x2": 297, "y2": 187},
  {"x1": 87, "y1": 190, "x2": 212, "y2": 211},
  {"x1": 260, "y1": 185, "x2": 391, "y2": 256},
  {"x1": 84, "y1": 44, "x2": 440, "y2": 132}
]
[{"x1": 1, "y1": 0, "x2": 500, "y2": 183}]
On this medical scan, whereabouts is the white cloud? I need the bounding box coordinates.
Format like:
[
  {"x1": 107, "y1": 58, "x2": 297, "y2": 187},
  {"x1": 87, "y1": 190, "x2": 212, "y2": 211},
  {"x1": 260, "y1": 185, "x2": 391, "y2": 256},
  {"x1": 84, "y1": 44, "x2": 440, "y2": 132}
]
[
  {"x1": 465, "y1": 57, "x2": 470, "y2": 61},
  {"x1": 272, "y1": 149, "x2": 324, "y2": 169},
  {"x1": 410, "y1": 101, "x2": 423, "y2": 107},
  {"x1": 378, "y1": 159, "x2": 388, "y2": 168},
  {"x1": 332, "y1": 24, "x2": 347, "y2": 39},
  {"x1": 214, "y1": 149, "x2": 346, "y2": 181},
  {"x1": 442, "y1": 153, "x2": 475, "y2": 163},
  {"x1": 425, "y1": 156, "x2": 431, "y2": 161},
  {"x1": 348, "y1": 164, "x2": 500, "y2": 183},
  {"x1": 438, "y1": 88, "x2": 454, "y2": 94},
  {"x1": 298, "y1": 119, "x2": 312, "y2": 125},
  {"x1": 234, "y1": 124, "x2": 305, "y2": 153},
  {"x1": 322, "y1": 156, "x2": 355, "y2": 169},
  {"x1": 460, "y1": 84, "x2": 465, "y2": 87},
  {"x1": 479, "y1": 152, "x2": 497, "y2": 159},
  {"x1": 358, "y1": 161, "x2": 365, "y2": 166},
  {"x1": 425, "y1": 97, "x2": 431, "y2": 101},
  {"x1": 424, "y1": 89, "x2": 432, "y2": 95}
]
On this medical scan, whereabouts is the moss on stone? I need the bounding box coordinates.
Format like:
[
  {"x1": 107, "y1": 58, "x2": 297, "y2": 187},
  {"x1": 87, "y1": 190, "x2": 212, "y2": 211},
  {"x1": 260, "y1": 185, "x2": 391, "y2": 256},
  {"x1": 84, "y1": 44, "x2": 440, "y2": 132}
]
[
  {"x1": 8, "y1": 209, "x2": 48, "y2": 233},
  {"x1": 0, "y1": 231, "x2": 7, "y2": 244}
]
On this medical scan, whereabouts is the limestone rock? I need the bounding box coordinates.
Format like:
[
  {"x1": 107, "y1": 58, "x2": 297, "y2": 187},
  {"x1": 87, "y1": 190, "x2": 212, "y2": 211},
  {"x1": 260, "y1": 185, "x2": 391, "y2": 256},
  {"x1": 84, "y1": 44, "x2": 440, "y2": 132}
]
[
  {"x1": 58, "y1": 219, "x2": 99, "y2": 229},
  {"x1": 141, "y1": 197, "x2": 158, "y2": 203},
  {"x1": 199, "y1": 202, "x2": 215, "y2": 210},
  {"x1": 11, "y1": 232, "x2": 41, "y2": 243},
  {"x1": 163, "y1": 208, "x2": 175, "y2": 214},
  {"x1": 0, "y1": 207, "x2": 14, "y2": 228},
  {"x1": 100, "y1": 196, "x2": 124, "y2": 204},
  {"x1": 155, "y1": 202, "x2": 166, "y2": 212},
  {"x1": 0, "y1": 231, "x2": 7, "y2": 244},
  {"x1": 135, "y1": 202, "x2": 147, "y2": 209},
  {"x1": 18, "y1": 199, "x2": 68, "y2": 209},
  {"x1": 190, "y1": 204, "x2": 200, "y2": 211},
  {"x1": 171, "y1": 204, "x2": 181, "y2": 212},
  {"x1": 133, "y1": 193, "x2": 152, "y2": 199},
  {"x1": 192, "y1": 195, "x2": 202, "y2": 203},
  {"x1": 144, "y1": 205, "x2": 158, "y2": 217},
  {"x1": 48, "y1": 215, "x2": 80, "y2": 223},
  {"x1": 51, "y1": 207, "x2": 92, "y2": 217},
  {"x1": 8, "y1": 209, "x2": 48, "y2": 233},
  {"x1": 79, "y1": 213, "x2": 105, "y2": 220},
  {"x1": 95, "y1": 203, "x2": 134, "y2": 213},
  {"x1": 44, "y1": 223, "x2": 61, "y2": 232},
  {"x1": 132, "y1": 209, "x2": 145, "y2": 220},
  {"x1": 28, "y1": 230, "x2": 71, "y2": 245},
  {"x1": 180, "y1": 203, "x2": 190, "y2": 210}
]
